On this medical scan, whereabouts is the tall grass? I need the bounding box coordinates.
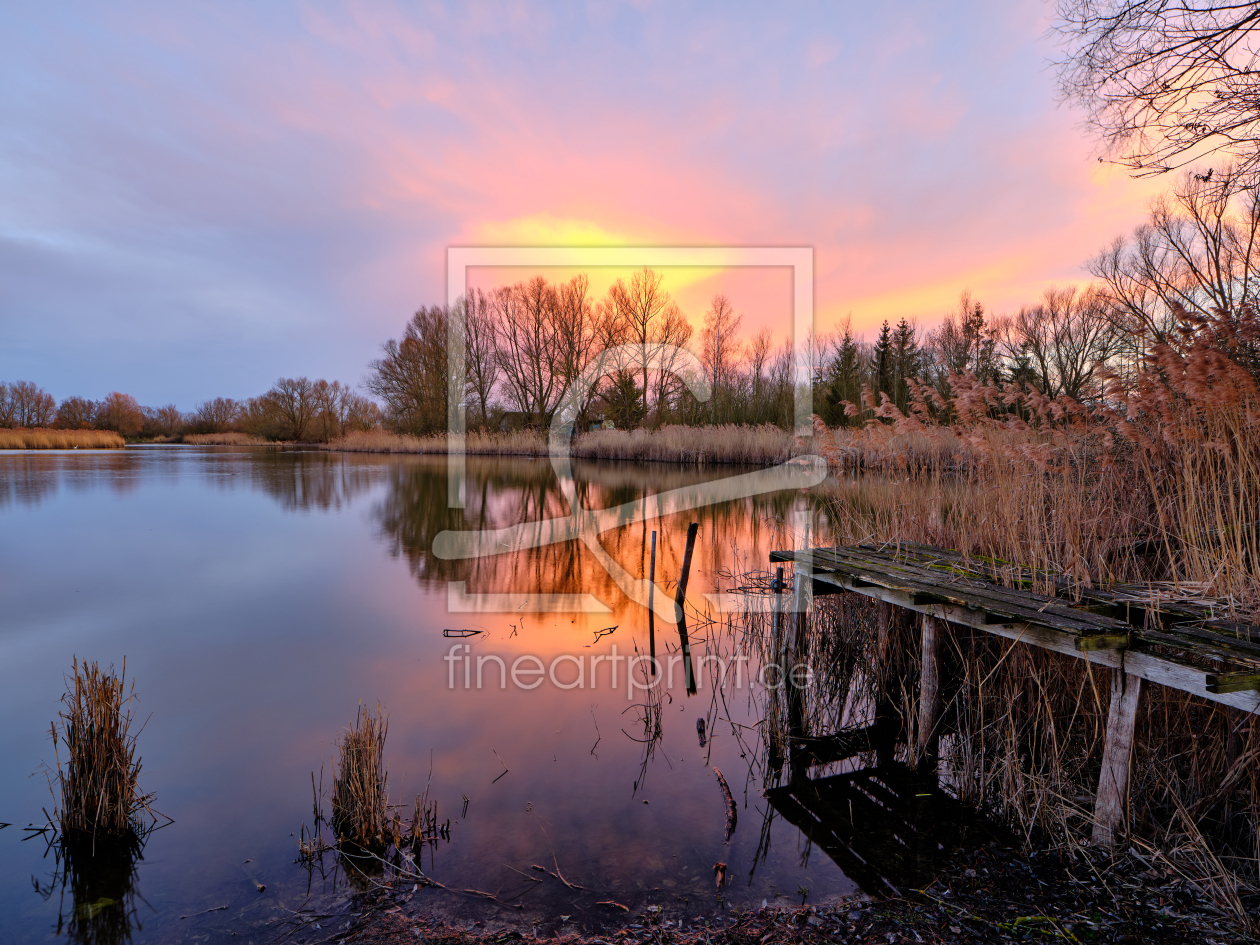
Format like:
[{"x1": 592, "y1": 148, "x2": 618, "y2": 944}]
[
  {"x1": 182, "y1": 432, "x2": 270, "y2": 445},
  {"x1": 572, "y1": 423, "x2": 801, "y2": 465},
  {"x1": 326, "y1": 428, "x2": 548, "y2": 456},
  {"x1": 50, "y1": 659, "x2": 153, "y2": 841},
  {"x1": 327, "y1": 423, "x2": 803, "y2": 466},
  {"x1": 0, "y1": 428, "x2": 124, "y2": 449}
]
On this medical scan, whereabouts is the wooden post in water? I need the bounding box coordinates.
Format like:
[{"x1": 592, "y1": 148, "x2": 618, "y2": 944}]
[
  {"x1": 872, "y1": 601, "x2": 899, "y2": 768},
  {"x1": 675, "y1": 522, "x2": 699, "y2": 695},
  {"x1": 787, "y1": 567, "x2": 812, "y2": 782},
  {"x1": 917, "y1": 614, "x2": 945, "y2": 772},
  {"x1": 768, "y1": 566, "x2": 785, "y2": 771},
  {"x1": 648, "y1": 530, "x2": 657, "y2": 677},
  {"x1": 1092, "y1": 669, "x2": 1143, "y2": 846}
]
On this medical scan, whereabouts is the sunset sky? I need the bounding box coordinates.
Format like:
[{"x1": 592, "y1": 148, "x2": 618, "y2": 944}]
[{"x1": 0, "y1": 1, "x2": 1173, "y2": 408}]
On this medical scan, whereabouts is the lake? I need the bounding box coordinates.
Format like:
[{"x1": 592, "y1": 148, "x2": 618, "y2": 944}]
[{"x1": 0, "y1": 446, "x2": 861, "y2": 943}]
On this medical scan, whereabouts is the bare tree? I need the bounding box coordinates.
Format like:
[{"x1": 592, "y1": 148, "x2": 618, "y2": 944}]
[
  {"x1": 192, "y1": 397, "x2": 241, "y2": 433},
  {"x1": 152, "y1": 405, "x2": 184, "y2": 437},
  {"x1": 270, "y1": 377, "x2": 316, "y2": 441},
  {"x1": 605, "y1": 268, "x2": 676, "y2": 421},
  {"x1": 493, "y1": 277, "x2": 563, "y2": 428},
  {"x1": 701, "y1": 294, "x2": 743, "y2": 423},
  {"x1": 1089, "y1": 169, "x2": 1260, "y2": 374},
  {"x1": 462, "y1": 290, "x2": 500, "y2": 429},
  {"x1": 1000, "y1": 285, "x2": 1122, "y2": 401},
  {"x1": 367, "y1": 306, "x2": 450, "y2": 435},
  {"x1": 54, "y1": 396, "x2": 99, "y2": 430},
  {"x1": 4, "y1": 381, "x2": 56, "y2": 427},
  {"x1": 1055, "y1": 2, "x2": 1260, "y2": 178},
  {"x1": 97, "y1": 392, "x2": 145, "y2": 437}
]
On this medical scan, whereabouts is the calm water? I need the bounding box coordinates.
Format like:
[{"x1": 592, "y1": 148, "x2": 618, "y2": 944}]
[{"x1": 0, "y1": 446, "x2": 855, "y2": 943}]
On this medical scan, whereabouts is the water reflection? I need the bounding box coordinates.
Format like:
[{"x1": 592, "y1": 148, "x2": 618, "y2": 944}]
[
  {"x1": 35, "y1": 836, "x2": 146, "y2": 945},
  {"x1": 374, "y1": 455, "x2": 821, "y2": 613},
  {"x1": 202, "y1": 449, "x2": 388, "y2": 512}
]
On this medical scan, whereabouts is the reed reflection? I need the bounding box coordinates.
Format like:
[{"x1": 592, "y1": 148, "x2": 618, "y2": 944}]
[{"x1": 33, "y1": 834, "x2": 146, "y2": 945}]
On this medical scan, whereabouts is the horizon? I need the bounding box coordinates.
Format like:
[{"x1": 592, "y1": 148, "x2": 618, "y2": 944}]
[{"x1": 1, "y1": 1, "x2": 1175, "y2": 410}]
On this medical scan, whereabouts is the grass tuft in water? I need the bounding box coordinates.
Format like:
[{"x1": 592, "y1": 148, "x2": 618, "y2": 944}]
[{"x1": 50, "y1": 658, "x2": 154, "y2": 842}]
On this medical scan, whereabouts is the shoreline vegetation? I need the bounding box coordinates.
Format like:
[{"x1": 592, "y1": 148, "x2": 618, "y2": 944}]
[
  {"x1": 182, "y1": 431, "x2": 271, "y2": 446},
  {"x1": 0, "y1": 428, "x2": 125, "y2": 449},
  {"x1": 323, "y1": 424, "x2": 806, "y2": 466}
]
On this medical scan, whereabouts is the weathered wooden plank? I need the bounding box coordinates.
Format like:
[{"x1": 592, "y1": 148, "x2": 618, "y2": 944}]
[
  {"x1": 803, "y1": 569, "x2": 1260, "y2": 715},
  {"x1": 1075, "y1": 633, "x2": 1130, "y2": 652},
  {"x1": 781, "y1": 549, "x2": 1130, "y2": 634},
  {"x1": 1135, "y1": 628, "x2": 1260, "y2": 669},
  {"x1": 1092, "y1": 670, "x2": 1142, "y2": 847}
]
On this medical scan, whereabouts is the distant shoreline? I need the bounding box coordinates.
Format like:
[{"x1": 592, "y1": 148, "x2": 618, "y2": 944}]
[{"x1": 321, "y1": 425, "x2": 809, "y2": 467}]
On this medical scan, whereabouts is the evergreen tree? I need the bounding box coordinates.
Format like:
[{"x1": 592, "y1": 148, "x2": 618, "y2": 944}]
[{"x1": 871, "y1": 321, "x2": 893, "y2": 409}]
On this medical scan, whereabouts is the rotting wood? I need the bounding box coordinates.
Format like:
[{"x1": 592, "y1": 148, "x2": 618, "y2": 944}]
[
  {"x1": 1206, "y1": 671, "x2": 1260, "y2": 694},
  {"x1": 712, "y1": 767, "x2": 737, "y2": 843},
  {"x1": 1092, "y1": 670, "x2": 1142, "y2": 847}
]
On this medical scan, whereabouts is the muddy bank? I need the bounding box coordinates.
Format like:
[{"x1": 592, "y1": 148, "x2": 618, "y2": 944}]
[{"x1": 272, "y1": 838, "x2": 1253, "y2": 945}]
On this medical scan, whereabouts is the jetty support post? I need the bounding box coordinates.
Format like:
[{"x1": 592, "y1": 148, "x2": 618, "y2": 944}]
[
  {"x1": 1092, "y1": 668, "x2": 1143, "y2": 846},
  {"x1": 872, "y1": 601, "x2": 899, "y2": 768},
  {"x1": 787, "y1": 565, "x2": 812, "y2": 782},
  {"x1": 917, "y1": 613, "x2": 946, "y2": 774}
]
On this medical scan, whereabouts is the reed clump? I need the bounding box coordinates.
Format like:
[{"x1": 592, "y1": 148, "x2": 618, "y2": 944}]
[
  {"x1": 331, "y1": 705, "x2": 391, "y2": 849},
  {"x1": 0, "y1": 428, "x2": 125, "y2": 449},
  {"x1": 326, "y1": 428, "x2": 548, "y2": 456},
  {"x1": 50, "y1": 659, "x2": 154, "y2": 841},
  {"x1": 182, "y1": 431, "x2": 271, "y2": 445},
  {"x1": 572, "y1": 423, "x2": 801, "y2": 465}
]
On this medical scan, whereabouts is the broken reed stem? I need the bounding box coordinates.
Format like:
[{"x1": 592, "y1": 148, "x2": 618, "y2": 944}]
[
  {"x1": 51, "y1": 658, "x2": 151, "y2": 839},
  {"x1": 331, "y1": 704, "x2": 390, "y2": 849}
]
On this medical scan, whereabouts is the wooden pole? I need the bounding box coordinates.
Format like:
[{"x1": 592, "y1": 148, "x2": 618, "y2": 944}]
[
  {"x1": 787, "y1": 568, "x2": 811, "y2": 782},
  {"x1": 675, "y1": 523, "x2": 699, "y2": 695},
  {"x1": 873, "y1": 601, "x2": 898, "y2": 768},
  {"x1": 648, "y1": 530, "x2": 657, "y2": 677},
  {"x1": 1092, "y1": 669, "x2": 1143, "y2": 846},
  {"x1": 768, "y1": 566, "x2": 785, "y2": 771},
  {"x1": 917, "y1": 614, "x2": 945, "y2": 773}
]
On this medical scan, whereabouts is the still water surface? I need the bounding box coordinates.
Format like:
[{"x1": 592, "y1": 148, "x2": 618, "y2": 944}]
[{"x1": 0, "y1": 446, "x2": 852, "y2": 942}]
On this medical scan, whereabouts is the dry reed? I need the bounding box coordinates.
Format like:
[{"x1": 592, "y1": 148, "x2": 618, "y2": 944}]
[
  {"x1": 572, "y1": 423, "x2": 801, "y2": 465},
  {"x1": 326, "y1": 428, "x2": 548, "y2": 456},
  {"x1": 50, "y1": 659, "x2": 153, "y2": 841},
  {"x1": 0, "y1": 428, "x2": 125, "y2": 449},
  {"x1": 182, "y1": 432, "x2": 271, "y2": 445},
  {"x1": 331, "y1": 705, "x2": 391, "y2": 849},
  {"x1": 327, "y1": 423, "x2": 803, "y2": 466}
]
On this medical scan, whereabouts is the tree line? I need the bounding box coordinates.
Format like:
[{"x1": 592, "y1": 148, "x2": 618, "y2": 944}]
[
  {"x1": 7, "y1": 168, "x2": 1258, "y2": 442},
  {"x1": 0, "y1": 378, "x2": 379, "y2": 442}
]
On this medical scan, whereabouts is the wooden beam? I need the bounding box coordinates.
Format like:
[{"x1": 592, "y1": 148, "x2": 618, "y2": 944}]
[
  {"x1": 1092, "y1": 670, "x2": 1143, "y2": 847},
  {"x1": 1206, "y1": 671, "x2": 1260, "y2": 694},
  {"x1": 918, "y1": 615, "x2": 945, "y2": 770}
]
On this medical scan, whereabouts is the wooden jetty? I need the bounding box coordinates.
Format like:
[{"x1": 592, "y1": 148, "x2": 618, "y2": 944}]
[{"x1": 769, "y1": 541, "x2": 1260, "y2": 846}]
